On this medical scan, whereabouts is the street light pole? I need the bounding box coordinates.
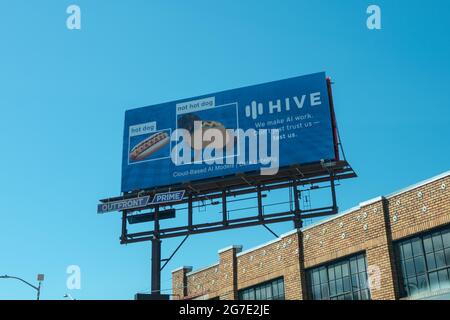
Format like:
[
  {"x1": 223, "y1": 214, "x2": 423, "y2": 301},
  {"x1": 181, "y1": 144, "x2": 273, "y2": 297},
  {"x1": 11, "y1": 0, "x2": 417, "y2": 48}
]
[
  {"x1": 37, "y1": 281, "x2": 41, "y2": 300},
  {"x1": 0, "y1": 274, "x2": 44, "y2": 300}
]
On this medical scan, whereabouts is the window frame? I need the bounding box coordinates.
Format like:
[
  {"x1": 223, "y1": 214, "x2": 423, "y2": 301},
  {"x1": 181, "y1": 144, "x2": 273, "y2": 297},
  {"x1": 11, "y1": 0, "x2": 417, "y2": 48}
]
[
  {"x1": 395, "y1": 225, "x2": 450, "y2": 298},
  {"x1": 306, "y1": 252, "x2": 371, "y2": 300},
  {"x1": 238, "y1": 277, "x2": 285, "y2": 300}
]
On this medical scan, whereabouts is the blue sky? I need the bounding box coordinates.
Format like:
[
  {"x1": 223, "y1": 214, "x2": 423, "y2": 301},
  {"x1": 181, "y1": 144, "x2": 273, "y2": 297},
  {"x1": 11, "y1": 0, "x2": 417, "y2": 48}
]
[{"x1": 1, "y1": 0, "x2": 449, "y2": 299}]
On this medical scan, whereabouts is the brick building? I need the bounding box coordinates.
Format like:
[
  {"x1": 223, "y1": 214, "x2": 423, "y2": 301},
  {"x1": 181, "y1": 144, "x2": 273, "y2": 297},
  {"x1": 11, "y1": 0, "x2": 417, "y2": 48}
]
[{"x1": 172, "y1": 170, "x2": 450, "y2": 300}]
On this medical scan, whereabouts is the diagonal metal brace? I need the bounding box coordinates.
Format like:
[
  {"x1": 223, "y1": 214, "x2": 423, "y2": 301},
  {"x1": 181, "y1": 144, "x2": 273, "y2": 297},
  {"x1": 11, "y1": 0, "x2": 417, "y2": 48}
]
[{"x1": 160, "y1": 235, "x2": 189, "y2": 271}]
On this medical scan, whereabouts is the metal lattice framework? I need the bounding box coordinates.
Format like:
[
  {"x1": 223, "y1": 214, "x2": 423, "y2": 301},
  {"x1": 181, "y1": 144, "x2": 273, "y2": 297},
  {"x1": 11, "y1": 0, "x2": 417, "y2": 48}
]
[
  {"x1": 104, "y1": 160, "x2": 355, "y2": 242},
  {"x1": 99, "y1": 160, "x2": 356, "y2": 299}
]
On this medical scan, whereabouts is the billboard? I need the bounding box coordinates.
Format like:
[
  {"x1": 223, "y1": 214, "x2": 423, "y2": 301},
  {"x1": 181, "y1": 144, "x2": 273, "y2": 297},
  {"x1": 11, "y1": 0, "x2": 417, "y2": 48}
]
[{"x1": 121, "y1": 72, "x2": 337, "y2": 192}]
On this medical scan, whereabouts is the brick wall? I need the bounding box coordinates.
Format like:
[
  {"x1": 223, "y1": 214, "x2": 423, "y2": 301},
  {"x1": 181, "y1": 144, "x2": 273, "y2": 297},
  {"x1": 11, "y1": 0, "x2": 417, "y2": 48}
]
[{"x1": 172, "y1": 171, "x2": 450, "y2": 300}]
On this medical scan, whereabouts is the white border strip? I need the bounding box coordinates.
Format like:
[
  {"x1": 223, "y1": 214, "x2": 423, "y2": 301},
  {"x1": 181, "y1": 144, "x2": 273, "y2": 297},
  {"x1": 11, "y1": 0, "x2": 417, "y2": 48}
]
[
  {"x1": 171, "y1": 266, "x2": 193, "y2": 273},
  {"x1": 217, "y1": 245, "x2": 243, "y2": 254},
  {"x1": 386, "y1": 170, "x2": 450, "y2": 199},
  {"x1": 186, "y1": 263, "x2": 219, "y2": 277}
]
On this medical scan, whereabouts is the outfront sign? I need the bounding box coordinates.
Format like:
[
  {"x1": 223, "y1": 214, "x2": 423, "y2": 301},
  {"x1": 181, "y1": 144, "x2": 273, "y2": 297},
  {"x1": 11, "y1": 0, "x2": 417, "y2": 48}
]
[
  {"x1": 151, "y1": 190, "x2": 185, "y2": 204},
  {"x1": 97, "y1": 190, "x2": 186, "y2": 214},
  {"x1": 97, "y1": 196, "x2": 151, "y2": 214},
  {"x1": 122, "y1": 72, "x2": 337, "y2": 192}
]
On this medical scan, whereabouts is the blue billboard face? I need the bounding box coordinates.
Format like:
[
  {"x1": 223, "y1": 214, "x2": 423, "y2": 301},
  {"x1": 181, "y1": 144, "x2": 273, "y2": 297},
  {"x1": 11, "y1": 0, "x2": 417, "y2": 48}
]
[{"x1": 121, "y1": 72, "x2": 336, "y2": 192}]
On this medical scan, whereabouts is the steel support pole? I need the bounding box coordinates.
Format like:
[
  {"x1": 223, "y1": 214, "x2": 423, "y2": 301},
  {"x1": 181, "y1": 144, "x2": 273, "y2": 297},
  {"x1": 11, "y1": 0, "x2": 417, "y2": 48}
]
[
  {"x1": 151, "y1": 237, "x2": 161, "y2": 296},
  {"x1": 257, "y1": 185, "x2": 263, "y2": 220},
  {"x1": 292, "y1": 179, "x2": 303, "y2": 229},
  {"x1": 188, "y1": 194, "x2": 193, "y2": 230},
  {"x1": 330, "y1": 172, "x2": 338, "y2": 213},
  {"x1": 222, "y1": 190, "x2": 228, "y2": 225},
  {"x1": 120, "y1": 211, "x2": 127, "y2": 244},
  {"x1": 151, "y1": 206, "x2": 162, "y2": 296}
]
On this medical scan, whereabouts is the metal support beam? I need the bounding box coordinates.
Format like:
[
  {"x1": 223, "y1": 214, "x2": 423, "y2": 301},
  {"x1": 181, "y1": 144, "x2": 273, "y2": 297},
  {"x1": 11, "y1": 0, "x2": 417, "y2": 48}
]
[
  {"x1": 188, "y1": 194, "x2": 193, "y2": 230},
  {"x1": 154, "y1": 206, "x2": 160, "y2": 235},
  {"x1": 330, "y1": 172, "x2": 338, "y2": 213},
  {"x1": 151, "y1": 238, "x2": 161, "y2": 295},
  {"x1": 124, "y1": 202, "x2": 337, "y2": 242},
  {"x1": 151, "y1": 205, "x2": 161, "y2": 296},
  {"x1": 292, "y1": 179, "x2": 303, "y2": 229},
  {"x1": 160, "y1": 235, "x2": 189, "y2": 271},
  {"x1": 262, "y1": 224, "x2": 279, "y2": 238},
  {"x1": 126, "y1": 214, "x2": 298, "y2": 242},
  {"x1": 120, "y1": 211, "x2": 127, "y2": 244},
  {"x1": 257, "y1": 185, "x2": 263, "y2": 220},
  {"x1": 101, "y1": 160, "x2": 356, "y2": 210},
  {"x1": 222, "y1": 190, "x2": 228, "y2": 225}
]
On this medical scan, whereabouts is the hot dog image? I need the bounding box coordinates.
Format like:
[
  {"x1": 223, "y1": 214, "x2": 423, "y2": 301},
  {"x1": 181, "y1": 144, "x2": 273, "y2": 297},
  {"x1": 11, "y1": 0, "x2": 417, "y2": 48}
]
[
  {"x1": 177, "y1": 114, "x2": 233, "y2": 151},
  {"x1": 129, "y1": 131, "x2": 170, "y2": 161}
]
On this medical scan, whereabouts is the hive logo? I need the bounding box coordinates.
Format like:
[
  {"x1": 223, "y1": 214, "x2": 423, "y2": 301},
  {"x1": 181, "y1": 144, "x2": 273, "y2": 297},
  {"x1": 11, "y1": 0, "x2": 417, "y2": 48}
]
[
  {"x1": 244, "y1": 93, "x2": 323, "y2": 120},
  {"x1": 245, "y1": 101, "x2": 264, "y2": 119}
]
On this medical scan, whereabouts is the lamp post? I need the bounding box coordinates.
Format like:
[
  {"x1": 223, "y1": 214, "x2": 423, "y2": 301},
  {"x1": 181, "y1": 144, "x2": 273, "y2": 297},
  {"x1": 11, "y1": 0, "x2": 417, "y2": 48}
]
[{"x1": 0, "y1": 274, "x2": 44, "y2": 300}]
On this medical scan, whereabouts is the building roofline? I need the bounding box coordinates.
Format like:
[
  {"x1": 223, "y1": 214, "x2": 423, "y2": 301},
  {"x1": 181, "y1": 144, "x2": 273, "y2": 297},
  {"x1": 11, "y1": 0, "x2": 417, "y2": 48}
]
[
  {"x1": 237, "y1": 237, "x2": 282, "y2": 257},
  {"x1": 236, "y1": 229, "x2": 303, "y2": 257},
  {"x1": 300, "y1": 205, "x2": 361, "y2": 232},
  {"x1": 301, "y1": 171, "x2": 450, "y2": 232},
  {"x1": 235, "y1": 170, "x2": 450, "y2": 259},
  {"x1": 173, "y1": 170, "x2": 450, "y2": 275},
  {"x1": 385, "y1": 170, "x2": 450, "y2": 199},
  {"x1": 217, "y1": 245, "x2": 243, "y2": 254},
  {"x1": 186, "y1": 263, "x2": 219, "y2": 277},
  {"x1": 171, "y1": 266, "x2": 193, "y2": 273}
]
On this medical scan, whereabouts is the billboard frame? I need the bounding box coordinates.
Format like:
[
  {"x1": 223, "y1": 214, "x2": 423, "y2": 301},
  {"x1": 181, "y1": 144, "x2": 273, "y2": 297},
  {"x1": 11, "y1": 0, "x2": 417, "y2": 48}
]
[
  {"x1": 121, "y1": 73, "x2": 339, "y2": 193},
  {"x1": 99, "y1": 77, "x2": 356, "y2": 299},
  {"x1": 115, "y1": 159, "x2": 354, "y2": 242}
]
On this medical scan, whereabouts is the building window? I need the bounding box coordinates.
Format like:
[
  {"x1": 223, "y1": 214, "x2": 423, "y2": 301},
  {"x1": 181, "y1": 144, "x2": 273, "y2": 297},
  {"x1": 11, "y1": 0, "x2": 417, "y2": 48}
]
[
  {"x1": 396, "y1": 226, "x2": 450, "y2": 298},
  {"x1": 238, "y1": 277, "x2": 284, "y2": 300},
  {"x1": 307, "y1": 253, "x2": 370, "y2": 300}
]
